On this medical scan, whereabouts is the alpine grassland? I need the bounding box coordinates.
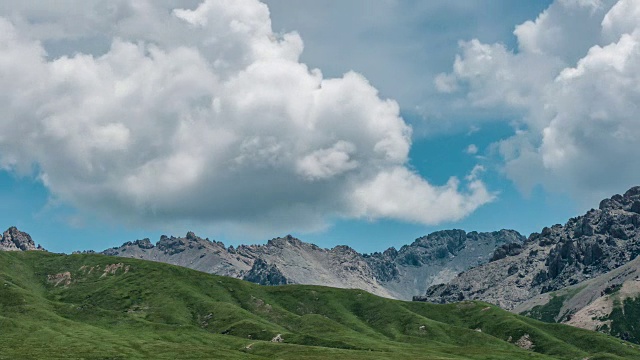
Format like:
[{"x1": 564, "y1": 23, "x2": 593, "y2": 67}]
[{"x1": 1, "y1": 251, "x2": 639, "y2": 359}]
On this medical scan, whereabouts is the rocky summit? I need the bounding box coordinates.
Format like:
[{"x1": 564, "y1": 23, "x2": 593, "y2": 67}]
[
  {"x1": 100, "y1": 229, "x2": 523, "y2": 300},
  {"x1": 0, "y1": 226, "x2": 43, "y2": 251},
  {"x1": 417, "y1": 186, "x2": 640, "y2": 310}
]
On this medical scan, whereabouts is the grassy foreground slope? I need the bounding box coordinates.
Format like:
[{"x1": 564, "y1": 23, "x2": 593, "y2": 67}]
[{"x1": 1, "y1": 251, "x2": 639, "y2": 360}]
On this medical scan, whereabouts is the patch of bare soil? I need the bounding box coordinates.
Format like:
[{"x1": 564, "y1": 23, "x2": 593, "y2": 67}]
[
  {"x1": 566, "y1": 295, "x2": 613, "y2": 331},
  {"x1": 47, "y1": 272, "x2": 72, "y2": 287},
  {"x1": 566, "y1": 277, "x2": 640, "y2": 332},
  {"x1": 515, "y1": 334, "x2": 534, "y2": 350},
  {"x1": 100, "y1": 263, "x2": 131, "y2": 277}
]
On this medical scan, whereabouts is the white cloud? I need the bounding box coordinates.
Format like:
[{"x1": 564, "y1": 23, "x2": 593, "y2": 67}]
[
  {"x1": 602, "y1": 0, "x2": 640, "y2": 40},
  {"x1": 0, "y1": 0, "x2": 493, "y2": 234},
  {"x1": 513, "y1": 0, "x2": 608, "y2": 63},
  {"x1": 296, "y1": 141, "x2": 359, "y2": 181},
  {"x1": 351, "y1": 167, "x2": 494, "y2": 225},
  {"x1": 438, "y1": 0, "x2": 640, "y2": 202},
  {"x1": 466, "y1": 144, "x2": 478, "y2": 155},
  {"x1": 434, "y1": 73, "x2": 458, "y2": 93}
]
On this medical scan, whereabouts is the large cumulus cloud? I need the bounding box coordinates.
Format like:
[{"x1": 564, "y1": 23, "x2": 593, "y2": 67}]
[
  {"x1": 438, "y1": 0, "x2": 640, "y2": 202},
  {"x1": 0, "y1": 0, "x2": 493, "y2": 233}
]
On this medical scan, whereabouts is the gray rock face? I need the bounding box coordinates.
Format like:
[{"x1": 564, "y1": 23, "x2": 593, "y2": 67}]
[
  {"x1": 243, "y1": 258, "x2": 288, "y2": 286},
  {"x1": 515, "y1": 256, "x2": 640, "y2": 327},
  {"x1": 101, "y1": 233, "x2": 247, "y2": 279},
  {"x1": 101, "y1": 230, "x2": 523, "y2": 300},
  {"x1": 490, "y1": 242, "x2": 524, "y2": 262},
  {"x1": 0, "y1": 227, "x2": 43, "y2": 251},
  {"x1": 365, "y1": 229, "x2": 525, "y2": 298},
  {"x1": 417, "y1": 186, "x2": 640, "y2": 310},
  {"x1": 0, "y1": 225, "x2": 520, "y2": 299}
]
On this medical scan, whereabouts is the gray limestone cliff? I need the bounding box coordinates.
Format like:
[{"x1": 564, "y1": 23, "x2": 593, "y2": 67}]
[{"x1": 417, "y1": 186, "x2": 640, "y2": 310}]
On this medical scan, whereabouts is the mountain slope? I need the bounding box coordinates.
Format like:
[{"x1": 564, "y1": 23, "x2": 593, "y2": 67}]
[
  {"x1": 100, "y1": 229, "x2": 524, "y2": 300},
  {"x1": 516, "y1": 255, "x2": 640, "y2": 343},
  {"x1": 1, "y1": 250, "x2": 639, "y2": 359},
  {"x1": 417, "y1": 186, "x2": 640, "y2": 311}
]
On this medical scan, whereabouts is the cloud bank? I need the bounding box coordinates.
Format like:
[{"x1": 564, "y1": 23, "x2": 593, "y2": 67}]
[
  {"x1": 439, "y1": 0, "x2": 640, "y2": 201},
  {"x1": 0, "y1": 0, "x2": 493, "y2": 233}
]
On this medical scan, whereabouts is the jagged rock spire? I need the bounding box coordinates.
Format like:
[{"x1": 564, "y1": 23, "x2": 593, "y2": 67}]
[{"x1": 0, "y1": 227, "x2": 44, "y2": 251}]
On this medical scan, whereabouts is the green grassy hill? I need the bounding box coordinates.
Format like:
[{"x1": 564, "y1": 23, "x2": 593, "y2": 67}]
[{"x1": 1, "y1": 251, "x2": 639, "y2": 359}]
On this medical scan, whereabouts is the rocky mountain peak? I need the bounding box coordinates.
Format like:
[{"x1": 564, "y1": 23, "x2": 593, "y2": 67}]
[
  {"x1": 267, "y1": 235, "x2": 304, "y2": 247},
  {"x1": 330, "y1": 245, "x2": 358, "y2": 255},
  {"x1": 395, "y1": 229, "x2": 525, "y2": 267},
  {"x1": 418, "y1": 185, "x2": 640, "y2": 310},
  {"x1": 382, "y1": 247, "x2": 398, "y2": 259},
  {"x1": 625, "y1": 186, "x2": 640, "y2": 198},
  {"x1": 155, "y1": 232, "x2": 220, "y2": 255},
  {"x1": 133, "y1": 238, "x2": 154, "y2": 249},
  {"x1": 598, "y1": 186, "x2": 640, "y2": 212},
  {"x1": 156, "y1": 236, "x2": 185, "y2": 254},
  {"x1": 410, "y1": 229, "x2": 466, "y2": 249},
  {"x1": 102, "y1": 231, "x2": 225, "y2": 257},
  {"x1": 0, "y1": 227, "x2": 43, "y2": 251}
]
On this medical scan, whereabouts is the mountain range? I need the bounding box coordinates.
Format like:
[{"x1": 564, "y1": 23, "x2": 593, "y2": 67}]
[
  {"x1": 5, "y1": 185, "x2": 640, "y2": 345},
  {"x1": 95, "y1": 229, "x2": 524, "y2": 300}
]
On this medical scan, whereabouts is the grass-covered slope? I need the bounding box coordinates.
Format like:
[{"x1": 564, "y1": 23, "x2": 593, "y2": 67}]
[{"x1": 1, "y1": 251, "x2": 639, "y2": 359}]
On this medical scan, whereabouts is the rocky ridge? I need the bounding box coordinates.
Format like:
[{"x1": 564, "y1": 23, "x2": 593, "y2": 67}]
[
  {"x1": 0, "y1": 226, "x2": 44, "y2": 251},
  {"x1": 514, "y1": 255, "x2": 640, "y2": 342},
  {"x1": 417, "y1": 186, "x2": 640, "y2": 310},
  {"x1": 0, "y1": 225, "x2": 522, "y2": 299},
  {"x1": 363, "y1": 229, "x2": 524, "y2": 298},
  {"x1": 100, "y1": 229, "x2": 523, "y2": 300}
]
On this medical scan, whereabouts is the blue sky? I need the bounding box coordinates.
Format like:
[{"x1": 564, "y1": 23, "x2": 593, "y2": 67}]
[{"x1": 1, "y1": 0, "x2": 639, "y2": 254}]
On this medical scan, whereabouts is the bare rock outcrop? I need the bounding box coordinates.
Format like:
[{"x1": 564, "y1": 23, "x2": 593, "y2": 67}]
[
  {"x1": 0, "y1": 227, "x2": 44, "y2": 251},
  {"x1": 242, "y1": 259, "x2": 287, "y2": 286},
  {"x1": 514, "y1": 254, "x2": 640, "y2": 343},
  {"x1": 367, "y1": 229, "x2": 524, "y2": 299},
  {"x1": 417, "y1": 186, "x2": 640, "y2": 310}
]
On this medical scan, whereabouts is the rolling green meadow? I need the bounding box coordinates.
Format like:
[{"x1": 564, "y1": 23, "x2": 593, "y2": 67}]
[{"x1": 1, "y1": 251, "x2": 639, "y2": 360}]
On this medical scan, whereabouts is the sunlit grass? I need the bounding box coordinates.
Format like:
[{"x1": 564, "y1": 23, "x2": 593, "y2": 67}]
[{"x1": 1, "y1": 251, "x2": 638, "y2": 359}]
